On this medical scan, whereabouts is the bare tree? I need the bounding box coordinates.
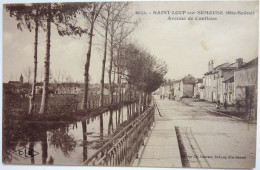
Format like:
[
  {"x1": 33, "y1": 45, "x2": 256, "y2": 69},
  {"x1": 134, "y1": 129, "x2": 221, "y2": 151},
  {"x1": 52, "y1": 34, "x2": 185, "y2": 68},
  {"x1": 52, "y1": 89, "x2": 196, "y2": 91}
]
[
  {"x1": 96, "y1": 3, "x2": 114, "y2": 107},
  {"x1": 56, "y1": 69, "x2": 61, "y2": 83},
  {"x1": 81, "y1": 2, "x2": 105, "y2": 110},
  {"x1": 23, "y1": 66, "x2": 32, "y2": 84},
  {"x1": 107, "y1": 2, "x2": 139, "y2": 104},
  {"x1": 65, "y1": 75, "x2": 73, "y2": 83},
  {"x1": 61, "y1": 70, "x2": 66, "y2": 83}
]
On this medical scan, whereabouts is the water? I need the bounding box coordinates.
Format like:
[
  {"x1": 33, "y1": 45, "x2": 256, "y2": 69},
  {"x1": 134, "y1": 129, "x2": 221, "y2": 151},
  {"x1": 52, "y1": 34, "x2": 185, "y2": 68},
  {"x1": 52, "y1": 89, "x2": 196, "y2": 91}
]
[{"x1": 2, "y1": 103, "x2": 136, "y2": 165}]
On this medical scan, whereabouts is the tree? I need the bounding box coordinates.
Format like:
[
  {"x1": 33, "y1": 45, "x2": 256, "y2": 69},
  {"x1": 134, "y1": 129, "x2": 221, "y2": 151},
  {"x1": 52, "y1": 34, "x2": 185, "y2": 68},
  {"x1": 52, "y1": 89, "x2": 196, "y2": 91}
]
[
  {"x1": 61, "y1": 70, "x2": 66, "y2": 83},
  {"x1": 119, "y1": 44, "x2": 167, "y2": 114},
  {"x1": 6, "y1": 2, "x2": 90, "y2": 114},
  {"x1": 106, "y1": 2, "x2": 139, "y2": 104},
  {"x1": 97, "y1": 3, "x2": 112, "y2": 107},
  {"x1": 39, "y1": 3, "x2": 51, "y2": 114},
  {"x1": 65, "y1": 75, "x2": 73, "y2": 83},
  {"x1": 81, "y1": 2, "x2": 105, "y2": 110},
  {"x1": 5, "y1": 4, "x2": 45, "y2": 114},
  {"x1": 30, "y1": 5, "x2": 40, "y2": 114},
  {"x1": 96, "y1": 2, "x2": 133, "y2": 106},
  {"x1": 29, "y1": 4, "x2": 39, "y2": 114},
  {"x1": 39, "y1": 2, "x2": 87, "y2": 114},
  {"x1": 23, "y1": 66, "x2": 32, "y2": 83}
]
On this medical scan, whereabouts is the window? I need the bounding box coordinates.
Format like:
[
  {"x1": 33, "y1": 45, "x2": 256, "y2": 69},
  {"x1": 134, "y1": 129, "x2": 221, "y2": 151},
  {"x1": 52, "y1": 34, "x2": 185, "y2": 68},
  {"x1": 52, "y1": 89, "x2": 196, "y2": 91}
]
[{"x1": 213, "y1": 79, "x2": 216, "y2": 88}]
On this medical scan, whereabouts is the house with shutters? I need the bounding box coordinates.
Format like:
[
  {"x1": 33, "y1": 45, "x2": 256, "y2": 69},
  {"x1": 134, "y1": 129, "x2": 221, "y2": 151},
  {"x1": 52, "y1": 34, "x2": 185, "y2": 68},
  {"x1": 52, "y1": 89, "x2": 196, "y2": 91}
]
[{"x1": 203, "y1": 58, "x2": 244, "y2": 103}]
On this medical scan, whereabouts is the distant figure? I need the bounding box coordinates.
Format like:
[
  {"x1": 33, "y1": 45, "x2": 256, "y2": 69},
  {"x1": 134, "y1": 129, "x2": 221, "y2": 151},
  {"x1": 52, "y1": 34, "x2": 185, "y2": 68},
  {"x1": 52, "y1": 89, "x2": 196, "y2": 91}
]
[
  {"x1": 246, "y1": 98, "x2": 253, "y2": 120},
  {"x1": 216, "y1": 100, "x2": 221, "y2": 109},
  {"x1": 224, "y1": 100, "x2": 228, "y2": 109},
  {"x1": 160, "y1": 95, "x2": 162, "y2": 100},
  {"x1": 236, "y1": 100, "x2": 241, "y2": 113}
]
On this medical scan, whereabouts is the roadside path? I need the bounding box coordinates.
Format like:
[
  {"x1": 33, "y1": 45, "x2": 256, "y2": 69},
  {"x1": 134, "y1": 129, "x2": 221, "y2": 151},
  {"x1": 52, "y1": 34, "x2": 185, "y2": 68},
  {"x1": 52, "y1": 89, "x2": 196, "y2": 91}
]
[
  {"x1": 133, "y1": 100, "x2": 182, "y2": 167},
  {"x1": 134, "y1": 96, "x2": 256, "y2": 168}
]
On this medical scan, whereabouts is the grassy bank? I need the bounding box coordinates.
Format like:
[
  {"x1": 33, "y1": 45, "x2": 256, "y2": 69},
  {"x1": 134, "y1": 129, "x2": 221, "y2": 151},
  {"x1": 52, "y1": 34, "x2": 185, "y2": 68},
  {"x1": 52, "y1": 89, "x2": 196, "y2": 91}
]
[{"x1": 3, "y1": 93, "x2": 136, "y2": 122}]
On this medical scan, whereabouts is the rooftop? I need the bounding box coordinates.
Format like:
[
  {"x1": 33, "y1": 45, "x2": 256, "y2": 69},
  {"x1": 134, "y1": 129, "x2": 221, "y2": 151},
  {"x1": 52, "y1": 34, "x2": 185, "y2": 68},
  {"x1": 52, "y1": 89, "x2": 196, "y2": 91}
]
[{"x1": 239, "y1": 57, "x2": 258, "y2": 69}]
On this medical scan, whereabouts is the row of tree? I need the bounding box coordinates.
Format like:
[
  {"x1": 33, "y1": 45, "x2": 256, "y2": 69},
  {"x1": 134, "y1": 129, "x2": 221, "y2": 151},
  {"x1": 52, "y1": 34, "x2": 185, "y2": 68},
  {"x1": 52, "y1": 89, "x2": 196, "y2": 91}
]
[{"x1": 5, "y1": 2, "x2": 167, "y2": 115}]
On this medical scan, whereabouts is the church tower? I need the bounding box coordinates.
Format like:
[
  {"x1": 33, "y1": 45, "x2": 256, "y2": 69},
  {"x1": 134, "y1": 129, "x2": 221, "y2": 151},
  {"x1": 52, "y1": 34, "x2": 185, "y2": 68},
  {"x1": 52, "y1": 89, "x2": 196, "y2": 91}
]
[{"x1": 20, "y1": 74, "x2": 23, "y2": 84}]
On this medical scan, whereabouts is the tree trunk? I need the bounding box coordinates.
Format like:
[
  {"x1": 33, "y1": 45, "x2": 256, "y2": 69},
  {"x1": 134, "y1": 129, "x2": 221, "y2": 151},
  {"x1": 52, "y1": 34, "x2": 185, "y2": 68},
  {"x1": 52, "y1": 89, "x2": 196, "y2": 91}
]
[
  {"x1": 118, "y1": 107, "x2": 121, "y2": 124},
  {"x1": 99, "y1": 14, "x2": 109, "y2": 107},
  {"x1": 29, "y1": 5, "x2": 38, "y2": 115},
  {"x1": 117, "y1": 47, "x2": 122, "y2": 104},
  {"x1": 82, "y1": 7, "x2": 95, "y2": 110},
  {"x1": 39, "y1": 4, "x2": 51, "y2": 114},
  {"x1": 108, "y1": 31, "x2": 114, "y2": 104},
  {"x1": 108, "y1": 109, "x2": 113, "y2": 135},
  {"x1": 138, "y1": 91, "x2": 143, "y2": 115},
  {"x1": 146, "y1": 93, "x2": 149, "y2": 107}
]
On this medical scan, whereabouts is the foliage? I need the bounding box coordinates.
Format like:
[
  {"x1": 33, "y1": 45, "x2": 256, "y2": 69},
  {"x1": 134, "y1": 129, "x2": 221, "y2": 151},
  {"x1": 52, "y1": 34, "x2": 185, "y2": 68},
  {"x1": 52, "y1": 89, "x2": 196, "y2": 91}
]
[
  {"x1": 120, "y1": 44, "x2": 168, "y2": 93},
  {"x1": 48, "y1": 95, "x2": 80, "y2": 115},
  {"x1": 5, "y1": 3, "x2": 90, "y2": 36},
  {"x1": 49, "y1": 126, "x2": 77, "y2": 157},
  {"x1": 5, "y1": 3, "x2": 46, "y2": 32}
]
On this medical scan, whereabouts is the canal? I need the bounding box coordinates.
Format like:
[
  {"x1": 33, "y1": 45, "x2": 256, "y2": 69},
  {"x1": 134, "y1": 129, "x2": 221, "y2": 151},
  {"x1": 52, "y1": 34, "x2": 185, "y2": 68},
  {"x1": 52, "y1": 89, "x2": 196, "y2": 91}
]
[{"x1": 2, "y1": 102, "x2": 137, "y2": 165}]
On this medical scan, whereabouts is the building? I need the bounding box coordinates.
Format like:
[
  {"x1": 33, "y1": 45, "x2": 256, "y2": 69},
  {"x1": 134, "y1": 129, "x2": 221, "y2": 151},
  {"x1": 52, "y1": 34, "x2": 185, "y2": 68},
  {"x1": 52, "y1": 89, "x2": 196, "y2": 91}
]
[
  {"x1": 173, "y1": 74, "x2": 196, "y2": 99},
  {"x1": 3, "y1": 74, "x2": 30, "y2": 94},
  {"x1": 234, "y1": 57, "x2": 258, "y2": 118},
  {"x1": 159, "y1": 84, "x2": 173, "y2": 98},
  {"x1": 34, "y1": 82, "x2": 56, "y2": 95},
  {"x1": 223, "y1": 75, "x2": 234, "y2": 104},
  {"x1": 35, "y1": 82, "x2": 43, "y2": 94},
  {"x1": 193, "y1": 78, "x2": 204, "y2": 99},
  {"x1": 55, "y1": 83, "x2": 82, "y2": 95},
  {"x1": 203, "y1": 58, "x2": 244, "y2": 103}
]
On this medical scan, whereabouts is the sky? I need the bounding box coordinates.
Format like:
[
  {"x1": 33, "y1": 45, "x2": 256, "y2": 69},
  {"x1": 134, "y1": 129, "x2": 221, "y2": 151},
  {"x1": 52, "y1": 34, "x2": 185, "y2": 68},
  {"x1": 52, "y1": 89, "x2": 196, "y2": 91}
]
[{"x1": 2, "y1": 1, "x2": 259, "y2": 83}]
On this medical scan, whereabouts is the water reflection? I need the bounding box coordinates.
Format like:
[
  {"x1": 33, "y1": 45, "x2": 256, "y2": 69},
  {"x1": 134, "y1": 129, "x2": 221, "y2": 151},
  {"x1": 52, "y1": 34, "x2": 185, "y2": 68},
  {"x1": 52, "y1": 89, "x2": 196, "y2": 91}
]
[
  {"x1": 41, "y1": 131, "x2": 48, "y2": 164},
  {"x1": 100, "y1": 114, "x2": 104, "y2": 139},
  {"x1": 3, "y1": 102, "x2": 136, "y2": 165},
  {"x1": 28, "y1": 141, "x2": 35, "y2": 164},
  {"x1": 108, "y1": 110, "x2": 113, "y2": 135},
  {"x1": 49, "y1": 126, "x2": 77, "y2": 158},
  {"x1": 82, "y1": 120, "x2": 88, "y2": 162}
]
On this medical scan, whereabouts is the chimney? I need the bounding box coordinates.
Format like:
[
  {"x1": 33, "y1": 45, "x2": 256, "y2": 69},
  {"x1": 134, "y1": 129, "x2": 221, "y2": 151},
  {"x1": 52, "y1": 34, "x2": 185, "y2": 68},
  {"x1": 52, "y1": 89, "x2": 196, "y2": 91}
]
[
  {"x1": 208, "y1": 60, "x2": 214, "y2": 71},
  {"x1": 211, "y1": 60, "x2": 214, "y2": 70},
  {"x1": 236, "y1": 58, "x2": 243, "y2": 68}
]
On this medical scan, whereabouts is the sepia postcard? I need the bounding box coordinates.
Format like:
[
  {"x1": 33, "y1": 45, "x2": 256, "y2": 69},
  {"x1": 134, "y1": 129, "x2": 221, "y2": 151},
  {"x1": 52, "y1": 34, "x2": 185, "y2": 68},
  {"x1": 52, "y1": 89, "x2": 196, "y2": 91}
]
[{"x1": 1, "y1": 0, "x2": 259, "y2": 169}]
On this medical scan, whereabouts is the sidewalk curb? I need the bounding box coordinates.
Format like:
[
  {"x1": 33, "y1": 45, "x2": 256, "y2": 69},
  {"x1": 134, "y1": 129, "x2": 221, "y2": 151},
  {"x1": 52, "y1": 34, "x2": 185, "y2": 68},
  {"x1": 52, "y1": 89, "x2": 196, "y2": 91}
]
[
  {"x1": 204, "y1": 108, "x2": 243, "y2": 121},
  {"x1": 180, "y1": 100, "x2": 256, "y2": 124},
  {"x1": 204, "y1": 108, "x2": 257, "y2": 124}
]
